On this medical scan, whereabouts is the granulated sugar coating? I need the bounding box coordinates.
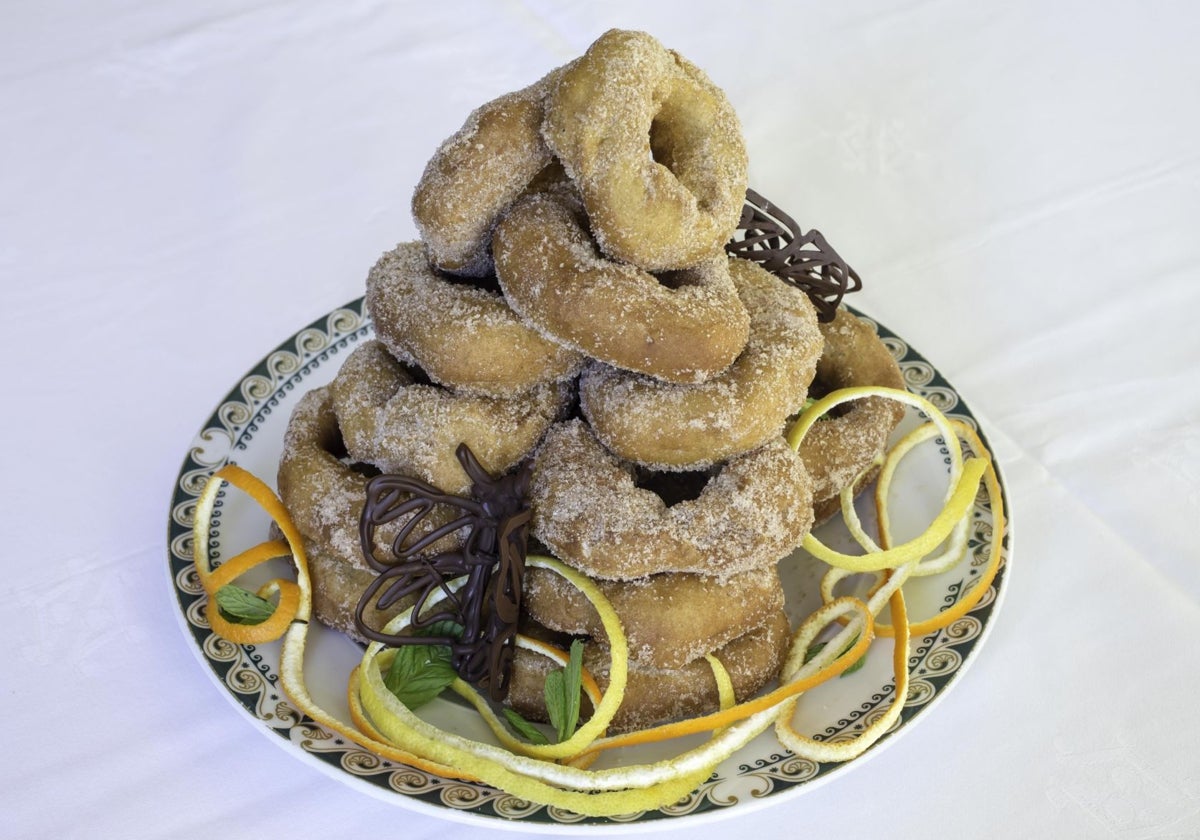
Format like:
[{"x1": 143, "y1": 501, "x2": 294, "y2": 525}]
[
  {"x1": 529, "y1": 419, "x2": 814, "y2": 581},
  {"x1": 580, "y1": 258, "x2": 823, "y2": 469},
  {"x1": 543, "y1": 29, "x2": 748, "y2": 271},
  {"x1": 494, "y1": 190, "x2": 750, "y2": 382},
  {"x1": 328, "y1": 340, "x2": 567, "y2": 495},
  {"x1": 366, "y1": 241, "x2": 583, "y2": 397},
  {"x1": 522, "y1": 564, "x2": 784, "y2": 670}
]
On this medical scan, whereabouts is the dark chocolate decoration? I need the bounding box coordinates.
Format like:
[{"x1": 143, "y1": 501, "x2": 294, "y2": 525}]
[
  {"x1": 354, "y1": 444, "x2": 532, "y2": 703},
  {"x1": 727, "y1": 188, "x2": 862, "y2": 322}
]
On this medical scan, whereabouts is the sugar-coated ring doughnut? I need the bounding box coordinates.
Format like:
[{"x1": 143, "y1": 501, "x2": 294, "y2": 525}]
[
  {"x1": 508, "y1": 610, "x2": 790, "y2": 734},
  {"x1": 328, "y1": 340, "x2": 567, "y2": 495},
  {"x1": 493, "y1": 191, "x2": 750, "y2": 384},
  {"x1": 522, "y1": 565, "x2": 783, "y2": 670},
  {"x1": 366, "y1": 241, "x2": 583, "y2": 397},
  {"x1": 543, "y1": 29, "x2": 748, "y2": 271},
  {"x1": 798, "y1": 309, "x2": 906, "y2": 523},
  {"x1": 529, "y1": 419, "x2": 813, "y2": 581},
  {"x1": 580, "y1": 258, "x2": 822, "y2": 470},
  {"x1": 276, "y1": 387, "x2": 461, "y2": 638},
  {"x1": 412, "y1": 66, "x2": 565, "y2": 277}
]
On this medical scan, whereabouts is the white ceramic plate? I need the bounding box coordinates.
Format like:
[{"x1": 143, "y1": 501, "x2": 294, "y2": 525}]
[{"x1": 167, "y1": 299, "x2": 1011, "y2": 832}]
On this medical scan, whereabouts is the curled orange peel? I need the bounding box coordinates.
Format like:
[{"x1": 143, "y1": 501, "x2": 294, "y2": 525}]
[
  {"x1": 192, "y1": 465, "x2": 303, "y2": 643},
  {"x1": 193, "y1": 464, "x2": 467, "y2": 779}
]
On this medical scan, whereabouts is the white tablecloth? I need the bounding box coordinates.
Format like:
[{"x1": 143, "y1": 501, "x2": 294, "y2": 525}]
[{"x1": 4, "y1": 1, "x2": 1198, "y2": 837}]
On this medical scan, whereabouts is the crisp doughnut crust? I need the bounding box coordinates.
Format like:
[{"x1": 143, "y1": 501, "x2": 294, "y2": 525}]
[
  {"x1": 276, "y1": 387, "x2": 461, "y2": 637},
  {"x1": 493, "y1": 191, "x2": 750, "y2": 383},
  {"x1": 542, "y1": 29, "x2": 748, "y2": 271},
  {"x1": 523, "y1": 565, "x2": 783, "y2": 670},
  {"x1": 529, "y1": 419, "x2": 813, "y2": 580},
  {"x1": 580, "y1": 258, "x2": 822, "y2": 469},
  {"x1": 329, "y1": 340, "x2": 567, "y2": 495},
  {"x1": 366, "y1": 241, "x2": 583, "y2": 397},
  {"x1": 412, "y1": 68, "x2": 564, "y2": 277},
  {"x1": 799, "y1": 309, "x2": 906, "y2": 522},
  {"x1": 508, "y1": 610, "x2": 790, "y2": 734}
]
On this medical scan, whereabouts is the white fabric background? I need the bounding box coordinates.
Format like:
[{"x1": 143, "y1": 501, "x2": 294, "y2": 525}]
[{"x1": 3, "y1": 1, "x2": 1198, "y2": 837}]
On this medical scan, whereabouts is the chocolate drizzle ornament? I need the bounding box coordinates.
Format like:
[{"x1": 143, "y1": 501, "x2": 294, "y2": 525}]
[
  {"x1": 726, "y1": 188, "x2": 862, "y2": 322},
  {"x1": 354, "y1": 444, "x2": 532, "y2": 702}
]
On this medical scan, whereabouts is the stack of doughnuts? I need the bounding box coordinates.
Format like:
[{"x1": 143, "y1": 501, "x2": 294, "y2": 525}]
[{"x1": 277, "y1": 29, "x2": 905, "y2": 734}]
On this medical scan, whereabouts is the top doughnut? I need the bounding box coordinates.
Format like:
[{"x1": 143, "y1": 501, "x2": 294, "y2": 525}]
[
  {"x1": 543, "y1": 30, "x2": 748, "y2": 271},
  {"x1": 412, "y1": 66, "x2": 565, "y2": 277}
]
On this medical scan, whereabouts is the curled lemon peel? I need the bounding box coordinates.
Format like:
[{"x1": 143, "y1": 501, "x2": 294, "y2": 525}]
[
  {"x1": 800, "y1": 458, "x2": 985, "y2": 572},
  {"x1": 705, "y1": 654, "x2": 736, "y2": 712},
  {"x1": 870, "y1": 419, "x2": 1006, "y2": 638},
  {"x1": 874, "y1": 422, "x2": 972, "y2": 576},
  {"x1": 789, "y1": 386, "x2": 984, "y2": 572}
]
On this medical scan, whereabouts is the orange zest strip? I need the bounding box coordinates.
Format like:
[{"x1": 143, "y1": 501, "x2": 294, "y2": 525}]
[
  {"x1": 776, "y1": 589, "x2": 910, "y2": 762},
  {"x1": 571, "y1": 597, "x2": 875, "y2": 760}
]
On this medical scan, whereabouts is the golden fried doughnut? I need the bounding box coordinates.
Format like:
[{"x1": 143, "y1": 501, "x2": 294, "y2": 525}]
[
  {"x1": 529, "y1": 419, "x2": 813, "y2": 581},
  {"x1": 580, "y1": 259, "x2": 822, "y2": 469},
  {"x1": 412, "y1": 67, "x2": 565, "y2": 277},
  {"x1": 493, "y1": 191, "x2": 750, "y2": 383},
  {"x1": 508, "y1": 610, "x2": 790, "y2": 734},
  {"x1": 542, "y1": 29, "x2": 748, "y2": 271},
  {"x1": 366, "y1": 241, "x2": 583, "y2": 397},
  {"x1": 522, "y1": 565, "x2": 783, "y2": 670},
  {"x1": 798, "y1": 309, "x2": 906, "y2": 522},
  {"x1": 328, "y1": 340, "x2": 566, "y2": 495},
  {"x1": 276, "y1": 387, "x2": 461, "y2": 637}
]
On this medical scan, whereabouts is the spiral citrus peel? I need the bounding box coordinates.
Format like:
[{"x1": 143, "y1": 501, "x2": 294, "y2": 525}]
[{"x1": 190, "y1": 384, "x2": 1003, "y2": 816}]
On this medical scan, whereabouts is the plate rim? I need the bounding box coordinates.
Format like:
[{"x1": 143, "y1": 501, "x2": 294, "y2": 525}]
[{"x1": 166, "y1": 297, "x2": 1012, "y2": 832}]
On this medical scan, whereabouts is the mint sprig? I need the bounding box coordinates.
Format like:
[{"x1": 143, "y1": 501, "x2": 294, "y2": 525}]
[
  {"x1": 215, "y1": 584, "x2": 275, "y2": 625},
  {"x1": 502, "y1": 708, "x2": 550, "y2": 745},
  {"x1": 804, "y1": 634, "x2": 867, "y2": 677},
  {"x1": 383, "y1": 621, "x2": 463, "y2": 710},
  {"x1": 543, "y1": 639, "x2": 584, "y2": 743}
]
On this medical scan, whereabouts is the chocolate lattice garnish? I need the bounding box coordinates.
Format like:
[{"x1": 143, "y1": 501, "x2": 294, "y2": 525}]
[
  {"x1": 354, "y1": 444, "x2": 531, "y2": 702},
  {"x1": 726, "y1": 188, "x2": 862, "y2": 322}
]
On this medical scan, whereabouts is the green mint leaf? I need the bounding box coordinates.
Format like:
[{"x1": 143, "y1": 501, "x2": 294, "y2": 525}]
[
  {"x1": 841, "y1": 651, "x2": 868, "y2": 676},
  {"x1": 544, "y1": 639, "x2": 585, "y2": 743},
  {"x1": 804, "y1": 635, "x2": 867, "y2": 678},
  {"x1": 383, "y1": 643, "x2": 456, "y2": 710},
  {"x1": 503, "y1": 708, "x2": 550, "y2": 745},
  {"x1": 415, "y1": 620, "x2": 464, "y2": 641},
  {"x1": 544, "y1": 669, "x2": 566, "y2": 741},
  {"x1": 802, "y1": 640, "x2": 827, "y2": 664},
  {"x1": 215, "y1": 585, "x2": 275, "y2": 625},
  {"x1": 561, "y1": 639, "x2": 584, "y2": 739}
]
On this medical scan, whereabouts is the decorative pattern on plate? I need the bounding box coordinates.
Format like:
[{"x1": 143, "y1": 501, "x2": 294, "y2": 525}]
[{"x1": 168, "y1": 301, "x2": 1011, "y2": 831}]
